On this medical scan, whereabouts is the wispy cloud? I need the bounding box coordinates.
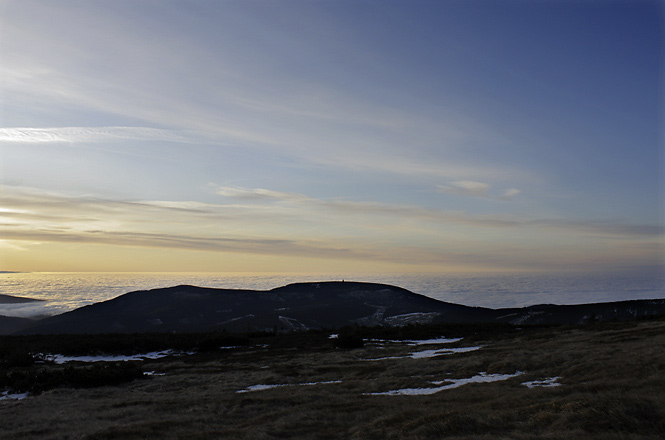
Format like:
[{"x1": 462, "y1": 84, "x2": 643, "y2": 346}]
[
  {"x1": 212, "y1": 185, "x2": 661, "y2": 237},
  {"x1": 1, "y1": 186, "x2": 661, "y2": 271},
  {"x1": 0, "y1": 3, "x2": 535, "y2": 185},
  {"x1": 437, "y1": 181, "x2": 491, "y2": 198},
  {"x1": 437, "y1": 181, "x2": 522, "y2": 201},
  {"x1": 500, "y1": 188, "x2": 522, "y2": 200},
  {"x1": 0, "y1": 127, "x2": 196, "y2": 144},
  {"x1": 0, "y1": 229, "x2": 372, "y2": 261},
  {"x1": 214, "y1": 186, "x2": 309, "y2": 202}
]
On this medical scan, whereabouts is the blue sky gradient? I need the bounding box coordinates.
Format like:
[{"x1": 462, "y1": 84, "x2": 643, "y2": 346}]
[{"x1": 1, "y1": 0, "x2": 662, "y2": 273}]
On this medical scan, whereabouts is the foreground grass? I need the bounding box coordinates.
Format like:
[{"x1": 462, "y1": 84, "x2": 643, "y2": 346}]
[{"x1": 0, "y1": 320, "x2": 664, "y2": 439}]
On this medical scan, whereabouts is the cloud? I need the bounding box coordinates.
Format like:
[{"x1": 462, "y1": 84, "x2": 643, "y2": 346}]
[
  {"x1": 211, "y1": 185, "x2": 664, "y2": 238},
  {"x1": 438, "y1": 181, "x2": 491, "y2": 197},
  {"x1": 501, "y1": 188, "x2": 522, "y2": 200},
  {"x1": 214, "y1": 186, "x2": 308, "y2": 202},
  {"x1": 0, "y1": 228, "x2": 372, "y2": 261},
  {"x1": 0, "y1": 126, "x2": 195, "y2": 144},
  {"x1": 1, "y1": 186, "x2": 661, "y2": 273},
  {"x1": 437, "y1": 182, "x2": 522, "y2": 201},
  {"x1": 0, "y1": 303, "x2": 53, "y2": 318},
  {"x1": 0, "y1": 3, "x2": 538, "y2": 185},
  {"x1": 4, "y1": 186, "x2": 661, "y2": 241},
  {"x1": 530, "y1": 219, "x2": 665, "y2": 238}
]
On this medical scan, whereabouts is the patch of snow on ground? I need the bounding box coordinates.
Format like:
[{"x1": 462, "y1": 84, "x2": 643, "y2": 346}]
[
  {"x1": 368, "y1": 372, "x2": 522, "y2": 396},
  {"x1": 522, "y1": 377, "x2": 561, "y2": 388},
  {"x1": 238, "y1": 384, "x2": 287, "y2": 393},
  {"x1": 0, "y1": 391, "x2": 29, "y2": 401},
  {"x1": 278, "y1": 315, "x2": 309, "y2": 330},
  {"x1": 366, "y1": 337, "x2": 462, "y2": 346},
  {"x1": 237, "y1": 380, "x2": 342, "y2": 393},
  {"x1": 143, "y1": 371, "x2": 166, "y2": 376},
  {"x1": 510, "y1": 311, "x2": 544, "y2": 325},
  {"x1": 384, "y1": 312, "x2": 440, "y2": 326},
  {"x1": 408, "y1": 337, "x2": 462, "y2": 345},
  {"x1": 219, "y1": 314, "x2": 255, "y2": 325},
  {"x1": 46, "y1": 350, "x2": 187, "y2": 364},
  {"x1": 365, "y1": 345, "x2": 482, "y2": 361},
  {"x1": 410, "y1": 346, "x2": 482, "y2": 359}
]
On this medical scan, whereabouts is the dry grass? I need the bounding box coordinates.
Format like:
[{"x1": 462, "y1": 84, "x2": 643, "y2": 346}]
[{"x1": 1, "y1": 320, "x2": 664, "y2": 439}]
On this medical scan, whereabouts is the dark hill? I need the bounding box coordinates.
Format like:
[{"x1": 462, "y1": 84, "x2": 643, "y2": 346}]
[
  {"x1": 0, "y1": 315, "x2": 38, "y2": 334},
  {"x1": 0, "y1": 293, "x2": 44, "y2": 304},
  {"x1": 15, "y1": 281, "x2": 665, "y2": 334},
  {"x1": 0, "y1": 294, "x2": 45, "y2": 334},
  {"x1": 17, "y1": 282, "x2": 492, "y2": 334}
]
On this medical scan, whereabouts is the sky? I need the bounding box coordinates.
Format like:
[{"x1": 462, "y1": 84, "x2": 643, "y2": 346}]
[{"x1": 0, "y1": 0, "x2": 663, "y2": 274}]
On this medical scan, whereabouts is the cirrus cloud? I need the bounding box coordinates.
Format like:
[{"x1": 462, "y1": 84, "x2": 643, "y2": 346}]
[
  {"x1": 437, "y1": 181, "x2": 521, "y2": 201},
  {"x1": 0, "y1": 126, "x2": 196, "y2": 144},
  {"x1": 438, "y1": 180, "x2": 491, "y2": 197}
]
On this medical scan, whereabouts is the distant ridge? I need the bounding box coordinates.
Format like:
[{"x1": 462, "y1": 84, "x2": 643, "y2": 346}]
[
  {"x1": 15, "y1": 281, "x2": 665, "y2": 335},
  {"x1": 0, "y1": 294, "x2": 44, "y2": 334},
  {"x1": 0, "y1": 315, "x2": 37, "y2": 335},
  {"x1": 0, "y1": 293, "x2": 44, "y2": 304}
]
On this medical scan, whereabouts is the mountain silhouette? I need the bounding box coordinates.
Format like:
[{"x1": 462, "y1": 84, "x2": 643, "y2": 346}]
[{"x1": 15, "y1": 281, "x2": 665, "y2": 334}]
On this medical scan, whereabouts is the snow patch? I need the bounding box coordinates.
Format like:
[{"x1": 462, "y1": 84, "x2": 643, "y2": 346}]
[
  {"x1": 365, "y1": 345, "x2": 482, "y2": 361},
  {"x1": 368, "y1": 372, "x2": 522, "y2": 396},
  {"x1": 384, "y1": 312, "x2": 440, "y2": 326},
  {"x1": 407, "y1": 337, "x2": 463, "y2": 345},
  {"x1": 0, "y1": 390, "x2": 29, "y2": 401},
  {"x1": 353, "y1": 306, "x2": 387, "y2": 326},
  {"x1": 219, "y1": 314, "x2": 255, "y2": 325},
  {"x1": 522, "y1": 377, "x2": 561, "y2": 388},
  {"x1": 367, "y1": 337, "x2": 462, "y2": 346},
  {"x1": 44, "y1": 350, "x2": 187, "y2": 364},
  {"x1": 510, "y1": 311, "x2": 544, "y2": 325},
  {"x1": 236, "y1": 380, "x2": 342, "y2": 393},
  {"x1": 278, "y1": 316, "x2": 308, "y2": 330},
  {"x1": 410, "y1": 346, "x2": 482, "y2": 359}
]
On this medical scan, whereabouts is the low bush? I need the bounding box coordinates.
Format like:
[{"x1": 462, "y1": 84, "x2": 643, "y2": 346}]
[
  {"x1": 195, "y1": 333, "x2": 251, "y2": 352},
  {"x1": 333, "y1": 332, "x2": 364, "y2": 349},
  {"x1": 0, "y1": 362, "x2": 144, "y2": 395},
  {"x1": 0, "y1": 331, "x2": 252, "y2": 358},
  {"x1": 0, "y1": 349, "x2": 38, "y2": 368}
]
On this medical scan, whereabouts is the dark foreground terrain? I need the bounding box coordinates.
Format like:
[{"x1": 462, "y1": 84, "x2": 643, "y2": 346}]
[{"x1": 1, "y1": 319, "x2": 664, "y2": 439}]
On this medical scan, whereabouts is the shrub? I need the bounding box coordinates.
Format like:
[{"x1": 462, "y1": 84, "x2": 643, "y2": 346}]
[
  {"x1": 334, "y1": 332, "x2": 364, "y2": 349},
  {"x1": 196, "y1": 333, "x2": 251, "y2": 352},
  {"x1": 0, "y1": 350, "x2": 38, "y2": 368},
  {"x1": 0, "y1": 362, "x2": 144, "y2": 395}
]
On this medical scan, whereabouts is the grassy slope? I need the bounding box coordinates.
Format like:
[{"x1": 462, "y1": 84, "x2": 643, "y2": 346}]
[{"x1": 0, "y1": 320, "x2": 664, "y2": 439}]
